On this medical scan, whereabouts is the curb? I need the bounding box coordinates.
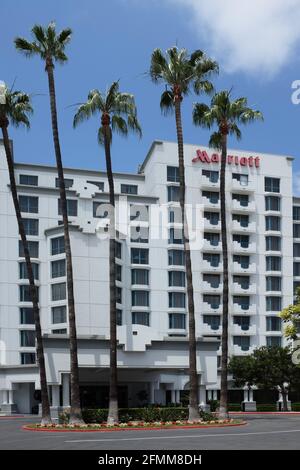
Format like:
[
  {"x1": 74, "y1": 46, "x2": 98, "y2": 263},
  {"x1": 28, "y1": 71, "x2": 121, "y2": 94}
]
[
  {"x1": 228, "y1": 412, "x2": 300, "y2": 415},
  {"x1": 22, "y1": 421, "x2": 247, "y2": 433}
]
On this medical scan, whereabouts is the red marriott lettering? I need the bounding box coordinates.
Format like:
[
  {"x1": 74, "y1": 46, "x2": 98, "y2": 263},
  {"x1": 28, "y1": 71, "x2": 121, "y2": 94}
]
[{"x1": 192, "y1": 149, "x2": 260, "y2": 168}]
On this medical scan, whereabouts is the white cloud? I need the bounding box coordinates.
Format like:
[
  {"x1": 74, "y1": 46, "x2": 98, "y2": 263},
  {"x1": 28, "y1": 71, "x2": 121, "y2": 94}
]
[{"x1": 170, "y1": 0, "x2": 300, "y2": 76}]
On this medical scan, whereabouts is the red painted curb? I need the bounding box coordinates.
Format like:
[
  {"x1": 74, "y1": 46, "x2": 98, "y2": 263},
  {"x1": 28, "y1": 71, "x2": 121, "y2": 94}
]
[
  {"x1": 228, "y1": 412, "x2": 300, "y2": 415},
  {"x1": 22, "y1": 421, "x2": 246, "y2": 433}
]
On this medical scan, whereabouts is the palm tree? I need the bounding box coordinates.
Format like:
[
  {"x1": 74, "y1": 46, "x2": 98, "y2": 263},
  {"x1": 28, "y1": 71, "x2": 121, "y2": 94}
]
[
  {"x1": 73, "y1": 81, "x2": 142, "y2": 424},
  {"x1": 150, "y1": 47, "x2": 218, "y2": 421},
  {"x1": 193, "y1": 90, "x2": 263, "y2": 417},
  {"x1": 15, "y1": 23, "x2": 83, "y2": 424},
  {"x1": 0, "y1": 84, "x2": 51, "y2": 424}
]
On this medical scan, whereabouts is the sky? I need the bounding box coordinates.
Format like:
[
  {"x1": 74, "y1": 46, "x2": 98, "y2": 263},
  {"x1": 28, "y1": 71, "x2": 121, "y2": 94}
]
[{"x1": 2, "y1": 0, "x2": 300, "y2": 191}]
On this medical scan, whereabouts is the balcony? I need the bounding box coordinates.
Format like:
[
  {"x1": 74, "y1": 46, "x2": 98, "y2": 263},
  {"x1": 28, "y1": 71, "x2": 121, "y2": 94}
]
[
  {"x1": 232, "y1": 241, "x2": 256, "y2": 253},
  {"x1": 231, "y1": 220, "x2": 256, "y2": 233},
  {"x1": 231, "y1": 324, "x2": 256, "y2": 335},
  {"x1": 231, "y1": 179, "x2": 255, "y2": 193},
  {"x1": 202, "y1": 260, "x2": 223, "y2": 273},
  {"x1": 201, "y1": 281, "x2": 222, "y2": 293},
  {"x1": 232, "y1": 282, "x2": 256, "y2": 295},
  {"x1": 231, "y1": 200, "x2": 256, "y2": 213},
  {"x1": 231, "y1": 303, "x2": 256, "y2": 315},
  {"x1": 232, "y1": 345, "x2": 255, "y2": 355},
  {"x1": 201, "y1": 175, "x2": 220, "y2": 190},
  {"x1": 203, "y1": 218, "x2": 221, "y2": 231},
  {"x1": 201, "y1": 323, "x2": 222, "y2": 335},
  {"x1": 202, "y1": 195, "x2": 220, "y2": 210},
  {"x1": 201, "y1": 301, "x2": 222, "y2": 314},
  {"x1": 202, "y1": 240, "x2": 222, "y2": 252},
  {"x1": 231, "y1": 261, "x2": 256, "y2": 274}
]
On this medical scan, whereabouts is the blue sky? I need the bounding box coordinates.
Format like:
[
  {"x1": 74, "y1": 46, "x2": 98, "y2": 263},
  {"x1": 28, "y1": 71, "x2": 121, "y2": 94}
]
[{"x1": 2, "y1": 0, "x2": 300, "y2": 189}]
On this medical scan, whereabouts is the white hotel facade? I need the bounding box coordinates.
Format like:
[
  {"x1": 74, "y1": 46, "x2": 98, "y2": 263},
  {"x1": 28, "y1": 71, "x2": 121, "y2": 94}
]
[{"x1": 0, "y1": 139, "x2": 298, "y2": 414}]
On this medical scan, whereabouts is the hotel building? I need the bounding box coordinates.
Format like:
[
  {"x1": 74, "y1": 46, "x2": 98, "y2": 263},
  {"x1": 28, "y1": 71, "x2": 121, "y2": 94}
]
[{"x1": 0, "y1": 139, "x2": 297, "y2": 414}]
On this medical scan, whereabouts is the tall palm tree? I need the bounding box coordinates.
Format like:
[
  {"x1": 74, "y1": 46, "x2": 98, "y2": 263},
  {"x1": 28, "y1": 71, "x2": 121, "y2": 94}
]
[
  {"x1": 150, "y1": 47, "x2": 218, "y2": 420},
  {"x1": 73, "y1": 81, "x2": 142, "y2": 424},
  {"x1": 193, "y1": 90, "x2": 263, "y2": 417},
  {"x1": 0, "y1": 84, "x2": 51, "y2": 424},
  {"x1": 15, "y1": 23, "x2": 83, "y2": 424}
]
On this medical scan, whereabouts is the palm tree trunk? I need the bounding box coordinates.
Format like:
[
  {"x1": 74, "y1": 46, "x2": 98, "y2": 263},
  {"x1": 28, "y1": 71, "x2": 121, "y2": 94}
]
[
  {"x1": 174, "y1": 97, "x2": 199, "y2": 421},
  {"x1": 103, "y1": 122, "x2": 118, "y2": 425},
  {"x1": 45, "y1": 60, "x2": 83, "y2": 424},
  {"x1": 219, "y1": 132, "x2": 229, "y2": 419},
  {"x1": 1, "y1": 123, "x2": 51, "y2": 424}
]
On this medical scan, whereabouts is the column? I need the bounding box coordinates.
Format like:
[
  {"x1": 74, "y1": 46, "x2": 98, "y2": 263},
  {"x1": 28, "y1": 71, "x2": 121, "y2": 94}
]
[
  {"x1": 51, "y1": 385, "x2": 60, "y2": 407},
  {"x1": 198, "y1": 385, "x2": 209, "y2": 410},
  {"x1": 249, "y1": 388, "x2": 254, "y2": 402},
  {"x1": 243, "y1": 389, "x2": 249, "y2": 402},
  {"x1": 175, "y1": 390, "x2": 181, "y2": 404},
  {"x1": 149, "y1": 383, "x2": 155, "y2": 404},
  {"x1": 2, "y1": 390, "x2": 8, "y2": 405},
  {"x1": 171, "y1": 390, "x2": 176, "y2": 404},
  {"x1": 62, "y1": 374, "x2": 70, "y2": 407},
  {"x1": 8, "y1": 390, "x2": 13, "y2": 405}
]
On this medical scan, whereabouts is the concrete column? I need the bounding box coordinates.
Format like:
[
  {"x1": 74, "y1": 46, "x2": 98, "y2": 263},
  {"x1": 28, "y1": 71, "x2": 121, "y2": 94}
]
[
  {"x1": 175, "y1": 390, "x2": 181, "y2": 404},
  {"x1": 2, "y1": 390, "x2": 8, "y2": 405},
  {"x1": 198, "y1": 385, "x2": 210, "y2": 411},
  {"x1": 51, "y1": 385, "x2": 60, "y2": 407},
  {"x1": 149, "y1": 383, "x2": 155, "y2": 404},
  {"x1": 8, "y1": 390, "x2": 13, "y2": 405},
  {"x1": 244, "y1": 389, "x2": 249, "y2": 402},
  {"x1": 62, "y1": 374, "x2": 70, "y2": 407},
  {"x1": 171, "y1": 390, "x2": 176, "y2": 404},
  {"x1": 249, "y1": 388, "x2": 254, "y2": 402}
]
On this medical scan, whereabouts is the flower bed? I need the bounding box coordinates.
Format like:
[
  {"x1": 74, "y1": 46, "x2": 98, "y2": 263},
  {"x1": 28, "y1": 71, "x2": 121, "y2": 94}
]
[{"x1": 23, "y1": 419, "x2": 246, "y2": 432}]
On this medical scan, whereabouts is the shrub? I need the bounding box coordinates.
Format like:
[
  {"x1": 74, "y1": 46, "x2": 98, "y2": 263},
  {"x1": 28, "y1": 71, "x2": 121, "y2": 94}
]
[{"x1": 207, "y1": 399, "x2": 219, "y2": 412}]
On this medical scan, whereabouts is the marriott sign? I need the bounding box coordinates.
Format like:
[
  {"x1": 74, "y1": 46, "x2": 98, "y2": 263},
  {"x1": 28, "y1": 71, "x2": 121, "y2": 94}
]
[{"x1": 192, "y1": 149, "x2": 260, "y2": 168}]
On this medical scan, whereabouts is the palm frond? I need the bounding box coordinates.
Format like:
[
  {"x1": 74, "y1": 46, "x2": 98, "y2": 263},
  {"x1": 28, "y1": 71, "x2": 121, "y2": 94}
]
[
  {"x1": 31, "y1": 24, "x2": 47, "y2": 46},
  {"x1": 160, "y1": 90, "x2": 174, "y2": 115},
  {"x1": 209, "y1": 131, "x2": 222, "y2": 150},
  {"x1": 97, "y1": 126, "x2": 112, "y2": 146},
  {"x1": 111, "y1": 115, "x2": 128, "y2": 136},
  {"x1": 14, "y1": 37, "x2": 41, "y2": 56},
  {"x1": 150, "y1": 48, "x2": 168, "y2": 82},
  {"x1": 57, "y1": 28, "x2": 72, "y2": 46},
  {"x1": 73, "y1": 90, "x2": 101, "y2": 128},
  {"x1": 193, "y1": 79, "x2": 214, "y2": 95},
  {"x1": 192, "y1": 103, "x2": 212, "y2": 128},
  {"x1": 229, "y1": 122, "x2": 242, "y2": 140},
  {"x1": 1, "y1": 88, "x2": 33, "y2": 129},
  {"x1": 127, "y1": 114, "x2": 142, "y2": 138}
]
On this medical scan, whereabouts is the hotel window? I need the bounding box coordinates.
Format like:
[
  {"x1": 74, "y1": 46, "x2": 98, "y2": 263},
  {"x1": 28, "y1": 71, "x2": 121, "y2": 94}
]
[
  {"x1": 58, "y1": 199, "x2": 78, "y2": 217},
  {"x1": 202, "y1": 169, "x2": 219, "y2": 183},
  {"x1": 117, "y1": 309, "x2": 122, "y2": 326},
  {"x1": 168, "y1": 249, "x2": 185, "y2": 266},
  {"x1": 167, "y1": 166, "x2": 180, "y2": 183},
  {"x1": 234, "y1": 336, "x2": 250, "y2": 351},
  {"x1": 169, "y1": 271, "x2": 186, "y2": 287},
  {"x1": 266, "y1": 317, "x2": 282, "y2": 332},
  {"x1": 168, "y1": 227, "x2": 183, "y2": 244},
  {"x1": 116, "y1": 264, "x2": 122, "y2": 282},
  {"x1": 131, "y1": 248, "x2": 149, "y2": 264},
  {"x1": 203, "y1": 315, "x2": 220, "y2": 330},
  {"x1": 233, "y1": 275, "x2": 250, "y2": 289},
  {"x1": 132, "y1": 290, "x2": 149, "y2": 307},
  {"x1": 203, "y1": 253, "x2": 220, "y2": 267},
  {"x1": 265, "y1": 216, "x2": 281, "y2": 231},
  {"x1": 19, "y1": 262, "x2": 39, "y2": 280},
  {"x1": 202, "y1": 191, "x2": 219, "y2": 204},
  {"x1": 130, "y1": 226, "x2": 149, "y2": 243},
  {"x1": 55, "y1": 178, "x2": 74, "y2": 189},
  {"x1": 167, "y1": 185, "x2": 180, "y2": 202},
  {"x1": 294, "y1": 224, "x2": 300, "y2": 238},
  {"x1": 115, "y1": 242, "x2": 122, "y2": 259},
  {"x1": 22, "y1": 218, "x2": 39, "y2": 236},
  {"x1": 233, "y1": 316, "x2": 250, "y2": 331},
  {"x1": 233, "y1": 234, "x2": 249, "y2": 248},
  {"x1": 121, "y1": 184, "x2": 138, "y2": 195},
  {"x1": 232, "y1": 214, "x2": 249, "y2": 227},
  {"x1": 21, "y1": 352, "x2": 36, "y2": 365},
  {"x1": 116, "y1": 287, "x2": 122, "y2": 304},
  {"x1": 169, "y1": 292, "x2": 186, "y2": 308},
  {"x1": 87, "y1": 180, "x2": 104, "y2": 191},
  {"x1": 233, "y1": 255, "x2": 250, "y2": 269},
  {"x1": 169, "y1": 313, "x2": 186, "y2": 329},
  {"x1": 266, "y1": 276, "x2": 281, "y2": 291},
  {"x1": 51, "y1": 259, "x2": 66, "y2": 278},
  {"x1": 169, "y1": 207, "x2": 182, "y2": 223},
  {"x1": 19, "y1": 240, "x2": 39, "y2": 258},
  {"x1": 52, "y1": 329, "x2": 67, "y2": 334},
  {"x1": 19, "y1": 195, "x2": 38, "y2": 213},
  {"x1": 265, "y1": 177, "x2": 280, "y2": 193},
  {"x1": 266, "y1": 336, "x2": 282, "y2": 347},
  {"x1": 233, "y1": 296, "x2": 250, "y2": 310},
  {"x1": 20, "y1": 330, "x2": 35, "y2": 347},
  {"x1": 203, "y1": 294, "x2": 220, "y2": 309},
  {"x1": 266, "y1": 256, "x2": 281, "y2": 271},
  {"x1": 132, "y1": 311, "x2": 149, "y2": 326},
  {"x1": 131, "y1": 269, "x2": 149, "y2": 285},
  {"x1": 19, "y1": 285, "x2": 34, "y2": 305},
  {"x1": 51, "y1": 283, "x2": 66, "y2": 301},
  {"x1": 266, "y1": 296, "x2": 282, "y2": 312},
  {"x1": 294, "y1": 281, "x2": 300, "y2": 295},
  {"x1": 294, "y1": 262, "x2": 300, "y2": 276},
  {"x1": 51, "y1": 236, "x2": 65, "y2": 256},
  {"x1": 204, "y1": 232, "x2": 220, "y2": 246},
  {"x1": 93, "y1": 202, "x2": 109, "y2": 218},
  {"x1": 19, "y1": 174, "x2": 38, "y2": 186},
  {"x1": 293, "y1": 206, "x2": 300, "y2": 221},
  {"x1": 265, "y1": 196, "x2": 280, "y2": 211},
  {"x1": 232, "y1": 193, "x2": 249, "y2": 207},
  {"x1": 204, "y1": 211, "x2": 219, "y2": 225},
  {"x1": 20, "y1": 308, "x2": 34, "y2": 325},
  {"x1": 294, "y1": 243, "x2": 300, "y2": 257},
  {"x1": 52, "y1": 305, "x2": 67, "y2": 324},
  {"x1": 266, "y1": 236, "x2": 281, "y2": 251},
  {"x1": 232, "y1": 173, "x2": 249, "y2": 186},
  {"x1": 203, "y1": 274, "x2": 220, "y2": 288}
]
